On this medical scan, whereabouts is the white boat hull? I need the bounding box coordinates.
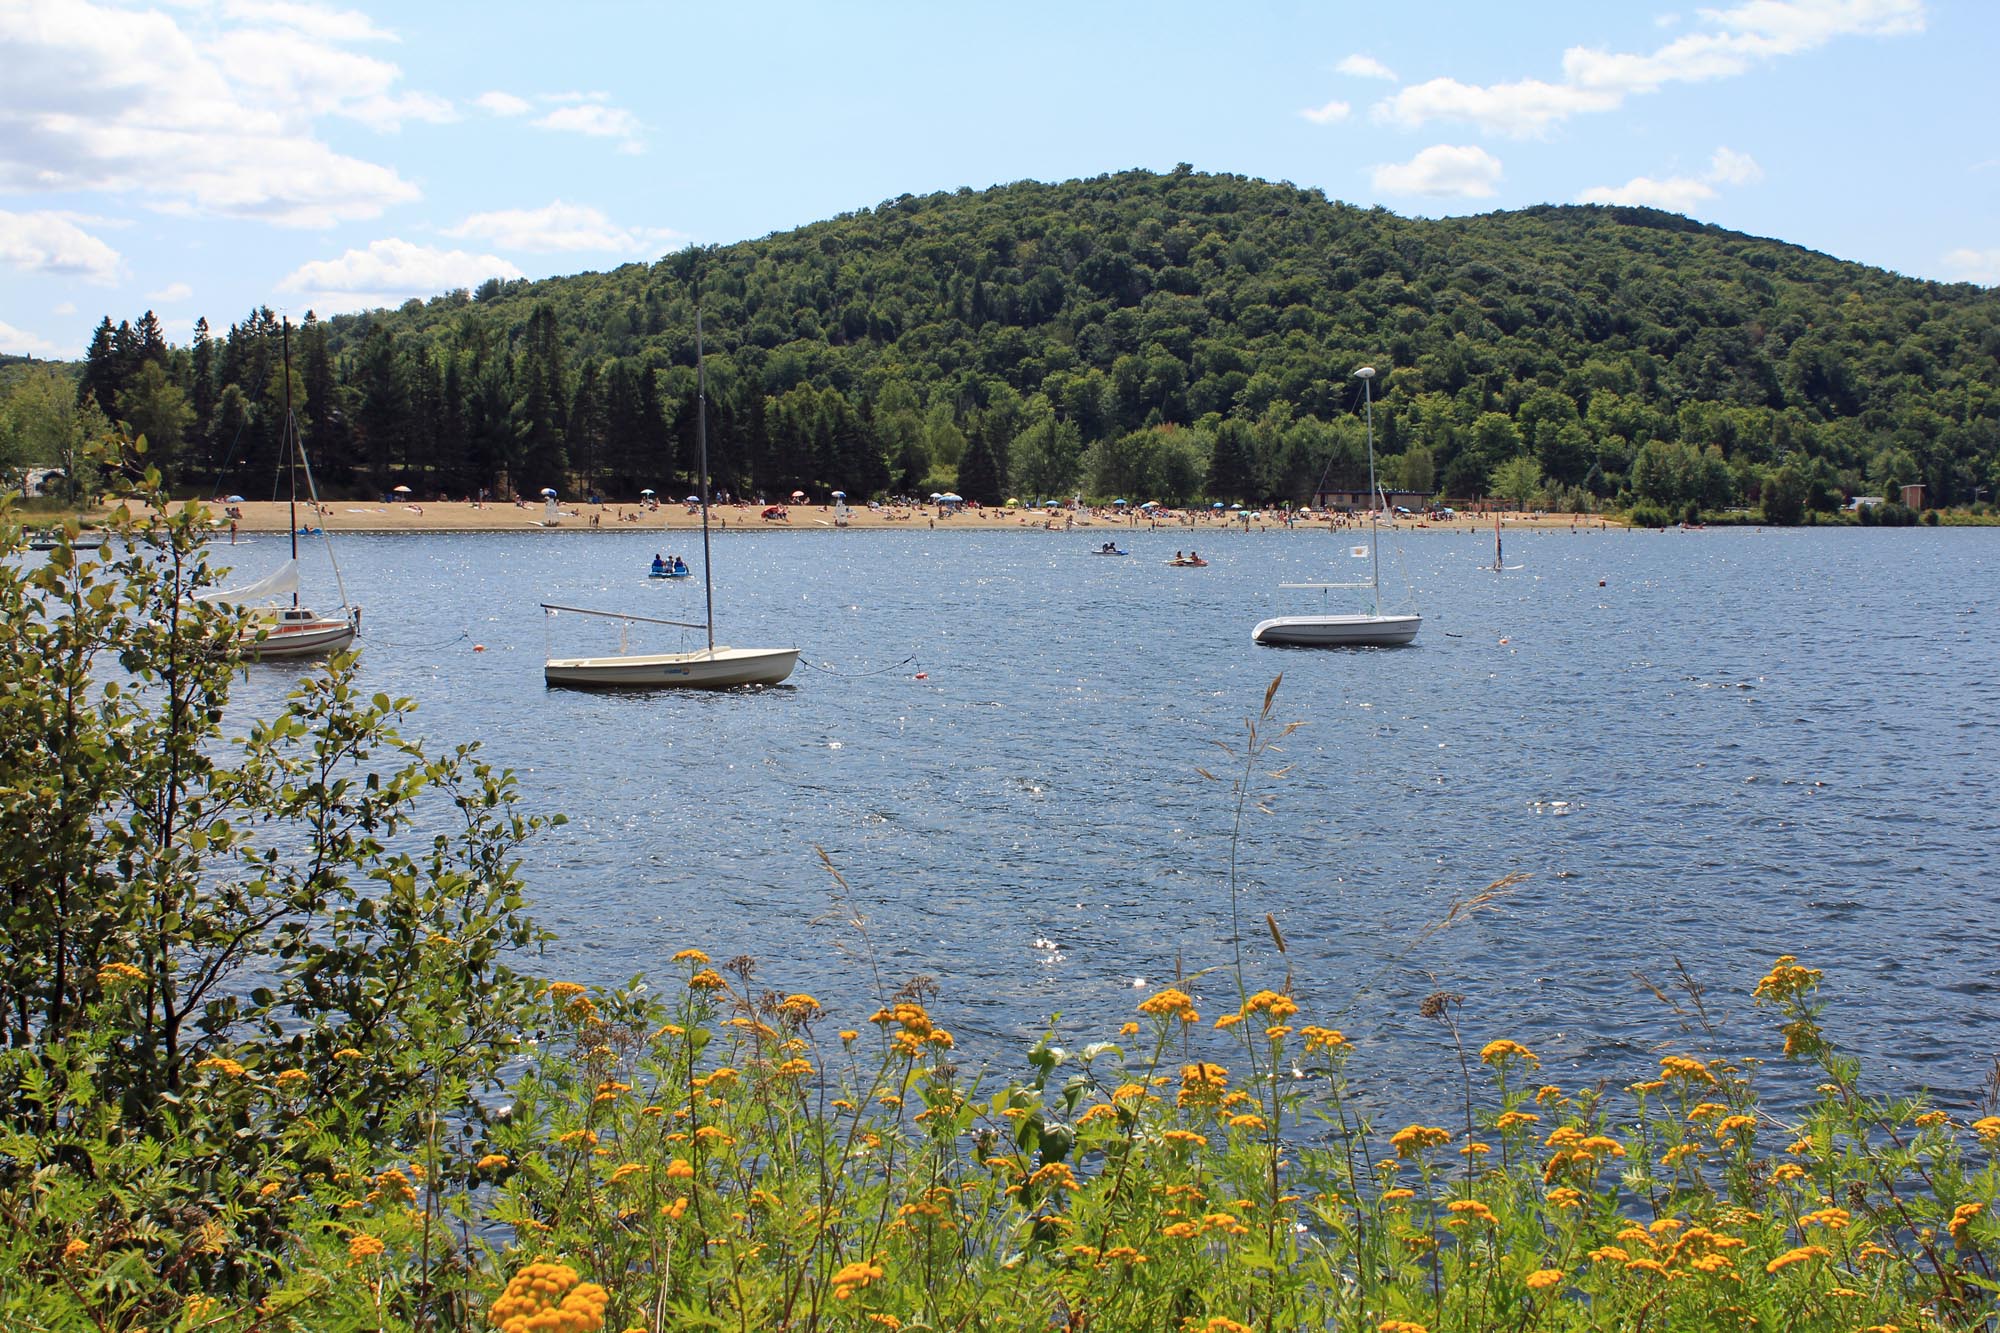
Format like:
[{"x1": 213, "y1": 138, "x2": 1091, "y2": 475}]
[
  {"x1": 246, "y1": 609, "x2": 358, "y2": 659},
  {"x1": 545, "y1": 645, "x2": 799, "y2": 690},
  {"x1": 1252, "y1": 613, "x2": 1421, "y2": 648}
]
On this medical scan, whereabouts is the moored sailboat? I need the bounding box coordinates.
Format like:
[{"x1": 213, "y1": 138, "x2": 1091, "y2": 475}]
[
  {"x1": 543, "y1": 305, "x2": 796, "y2": 690},
  {"x1": 1252, "y1": 365, "x2": 1420, "y2": 648},
  {"x1": 201, "y1": 319, "x2": 359, "y2": 659}
]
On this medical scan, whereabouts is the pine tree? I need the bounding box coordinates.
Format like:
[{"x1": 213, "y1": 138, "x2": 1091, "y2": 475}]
[
  {"x1": 77, "y1": 318, "x2": 118, "y2": 418},
  {"x1": 134, "y1": 310, "x2": 168, "y2": 368},
  {"x1": 1207, "y1": 417, "x2": 1257, "y2": 502},
  {"x1": 351, "y1": 324, "x2": 408, "y2": 492},
  {"x1": 511, "y1": 304, "x2": 569, "y2": 489},
  {"x1": 956, "y1": 419, "x2": 1006, "y2": 505},
  {"x1": 189, "y1": 318, "x2": 217, "y2": 441},
  {"x1": 566, "y1": 361, "x2": 606, "y2": 496}
]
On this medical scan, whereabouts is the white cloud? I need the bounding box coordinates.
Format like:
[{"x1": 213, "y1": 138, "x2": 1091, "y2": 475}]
[
  {"x1": 0, "y1": 0, "x2": 428, "y2": 225},
  {"x1": 208, "y1": 26, "x2": 455, "y2": 130},
  {"x1": 475, "y1": 90, "x2": 531, "y2": 116},
  {"x1": 218, "y1": 1, "x2": 394, "y2": 44},
  {"x1": 442, "y1": 201, "x2": 680, "y2": 255},
  {"x1": 1371, "y1": 144, "x2": 1504, "y2": 198},
  {"x1": 1576, "y1": 144, "x2": 1764, "y2": 212},
  {"x1": 147, "y1": 280, "x2": 194, "y2": 303},
  {"x1": 0, "y1": 318, "x2": 65, "y2": 358},
  {"x1": 1941, "y1": 248, "x2": 2000, "y2": 285},
  {"x1": 1336, "y1": 53, "x2": 1397, "y2": 81},
  {"x1": 1376, "y1": 77, "x2": 1620, "y2": 138},
  {"x1": 1577, "y1": 174, "x2": 1719, "y2": 210},
  {"x1": 0, "y1": 208, "x2": 122, "y2": 282},
  {"x1": 53, "y1": 301, "x2": 75, "y2": 315},
  {"x1": 533, "y1": 102, "x2": 645, "y2": 152},
  {"x1": 1707, "y1": 145, "x2": 1764, "y2": 184},
  {"x1": 1299, "y1": 98, "x2": 1351, "y2": 125},
  {"x1": 278, "y1": 238, "x2": 524, "y2": 311},
  {"x1": 1376, "y1": 0, "x2": 1925, "y2": 136}
]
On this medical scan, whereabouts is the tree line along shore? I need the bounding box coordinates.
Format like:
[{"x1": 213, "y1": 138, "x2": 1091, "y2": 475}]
[{"x1": 4, "y1": 169, "x2": 1997, "y2": 530}]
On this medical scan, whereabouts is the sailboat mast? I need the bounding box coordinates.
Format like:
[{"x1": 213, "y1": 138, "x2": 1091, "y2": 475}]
[
  {"x1": 282, "y1": 317, "x2": 299, "y2": 606},
  {"x1": 1358, "y1": 365, "x2": 1381, "y2": 617},
  {"x1": 695, "y1": 305, "x2": 716, "y2": 653}
]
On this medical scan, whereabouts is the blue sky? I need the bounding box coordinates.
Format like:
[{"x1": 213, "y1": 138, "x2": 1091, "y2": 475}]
[{"x1": 2, "y1": 0, "x2": 1994, "y2": 360}]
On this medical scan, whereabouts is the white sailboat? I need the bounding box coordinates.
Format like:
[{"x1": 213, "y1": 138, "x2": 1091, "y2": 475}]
[
  {"x1": 1252, "y1": 365, "x2": 1420, "y2": 648},
  {"x1": 202, "y1": 319, "x2": 359, "y2": 659},
  {"x1": 543, "y1": 306, "x2": 797, "y2": 690}
]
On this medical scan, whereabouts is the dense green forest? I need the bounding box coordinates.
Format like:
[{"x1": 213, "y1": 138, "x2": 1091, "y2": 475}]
[{"x1": 16, "y1": 168, "x2": 2000, "y2": 518}]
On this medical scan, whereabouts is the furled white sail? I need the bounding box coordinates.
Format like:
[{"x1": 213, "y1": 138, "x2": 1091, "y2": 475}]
[{"x1": 199, "y1": 560, "x2": 300, "y2": 607}]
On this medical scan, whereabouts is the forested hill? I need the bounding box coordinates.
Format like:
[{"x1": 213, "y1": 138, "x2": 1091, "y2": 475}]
[{"x1": 68, "y1": 168, "x2": 2000, "y2": 517}]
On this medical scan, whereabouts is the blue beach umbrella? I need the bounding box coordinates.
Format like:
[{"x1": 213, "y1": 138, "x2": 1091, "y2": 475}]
[
  {"x1": 1044, "y1": 499, "x2": 1061, "y2": 507},
  {"x1": 1211, "y1": 501, "x2": 1226, "y2": 510}
]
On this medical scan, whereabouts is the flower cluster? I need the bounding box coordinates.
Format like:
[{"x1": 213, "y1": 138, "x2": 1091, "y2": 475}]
[
  {"x1": 488, "y1": 1262, "x2": 610, "y2": 1333},
  {"x1": 1137, "y1": 987, "x2": 1199, "y2": 1023}
]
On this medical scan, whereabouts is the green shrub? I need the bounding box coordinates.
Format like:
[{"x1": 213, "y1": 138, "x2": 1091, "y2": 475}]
[
  {"x1": 4, "y1": 469, "x2": 1996, "y2": 1333},
  {"x1": 1624, "y1": 502, "x2": 1672, "y2": 528}
]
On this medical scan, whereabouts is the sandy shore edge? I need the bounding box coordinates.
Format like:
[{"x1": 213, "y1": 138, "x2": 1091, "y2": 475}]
[{"x1": 88, "y1": 499, "x2": 1624, "y2": 536}]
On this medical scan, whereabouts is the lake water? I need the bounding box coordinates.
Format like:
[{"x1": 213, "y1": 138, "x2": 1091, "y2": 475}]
[{"x1": 227, "y1": 521, "x2": 2000, "y2": 1115}]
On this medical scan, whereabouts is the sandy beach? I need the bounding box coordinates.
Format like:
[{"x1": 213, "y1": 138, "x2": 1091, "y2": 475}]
[{"x1": 152, "y1": 498, "x2": 1622, "y2": 537}]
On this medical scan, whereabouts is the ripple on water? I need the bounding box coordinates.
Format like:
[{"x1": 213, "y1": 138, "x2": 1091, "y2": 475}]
[{"x1": 217, "y1": 525, "x2": 2000, "y2": 1111}]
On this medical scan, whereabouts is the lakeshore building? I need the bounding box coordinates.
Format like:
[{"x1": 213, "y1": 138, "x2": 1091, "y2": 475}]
[{"x1": 1311, "y1": 486, "x2": 1430, "y2": 512}]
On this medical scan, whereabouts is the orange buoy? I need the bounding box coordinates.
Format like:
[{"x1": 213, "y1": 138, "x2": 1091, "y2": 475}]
[{"x1": 473, "y1": 644, "x2": 486, "y2": 652}]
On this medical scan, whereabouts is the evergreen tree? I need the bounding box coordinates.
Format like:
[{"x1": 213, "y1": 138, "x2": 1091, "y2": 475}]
[
  {"x1": 956, "y1": 416, "x2": 1007, "y2": 505},
  {"x1": 351, "y1": 324, "x2": 409, "y2": 492},
  {"x1": 298, "y1": 314, "x2": 345, "y2": 478},
  {"x1": 1207, "y1": 417, "x2": 1257, "y2": 502},
  {"x1": 77, "y1": 318, "x2": 119, "y2": 418},
  {"x1": 134, "y1": 310, "x2": 169, "y2": 368},
  {"x1": 511, "y1": 304, "x2": 569, "y2": 489},
  {"x1": 189, "y1": 318, "x2": 218, "y2": 475},
  {"x1": 566, "y1": 361, "x2": 607, "y2": 496}
]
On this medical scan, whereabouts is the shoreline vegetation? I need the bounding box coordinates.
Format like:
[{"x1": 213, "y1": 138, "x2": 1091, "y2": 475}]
[
  {"x1": 5, "y1": 476, "x2": 1998, "y2": 1333},
  {"x1": 133, "y1": 497, "x2": 1621, "y2": 536},
  {"x1": 12, "y1": 172, "x2": 1998, "y2": 551}
]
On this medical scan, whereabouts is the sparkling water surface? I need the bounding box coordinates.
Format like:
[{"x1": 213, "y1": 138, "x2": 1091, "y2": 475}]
[{"x1": 228, "y1": 522, "x2": 2000, "y2": 1115}]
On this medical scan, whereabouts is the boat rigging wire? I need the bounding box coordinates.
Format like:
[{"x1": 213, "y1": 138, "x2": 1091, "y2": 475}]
[{"x1": 798, "y1": 655, "x2": 919, "y2": 678}]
